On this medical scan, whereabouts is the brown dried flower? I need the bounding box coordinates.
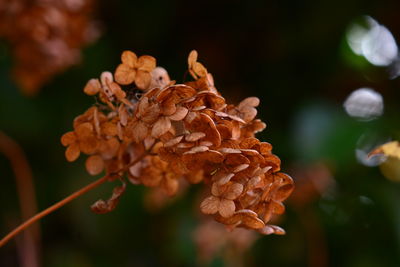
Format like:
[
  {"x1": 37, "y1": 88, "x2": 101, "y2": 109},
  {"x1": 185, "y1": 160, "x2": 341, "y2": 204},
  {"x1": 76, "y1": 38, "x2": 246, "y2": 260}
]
[
  {"x1": 114, "y1": 51, "x2": 156, "y2": 90},
  {"x1": 0, "y1": 0, "x2": 100, "y2": 95},
  {"x1": 61, "y1": 49, "x2": 294, "y2": 235}
]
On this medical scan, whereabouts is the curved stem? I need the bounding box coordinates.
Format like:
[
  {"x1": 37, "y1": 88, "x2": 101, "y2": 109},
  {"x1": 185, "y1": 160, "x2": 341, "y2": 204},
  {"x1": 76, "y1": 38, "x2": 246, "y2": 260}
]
[
  {"x1": 0, "y1": 131, "x2": 40, "y2": 266},
  {"x1": 0, "y1": 147, "x2": 150, "y2": 248},
  {"x1": 0, "y1": 174, "x2": 108, "y2": 248}
]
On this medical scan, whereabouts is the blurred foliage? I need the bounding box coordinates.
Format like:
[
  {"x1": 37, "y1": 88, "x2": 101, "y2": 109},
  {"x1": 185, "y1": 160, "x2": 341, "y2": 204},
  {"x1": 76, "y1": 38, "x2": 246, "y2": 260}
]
[{"x1": 1, "y1": 0, "x2": 400, "y2": 266}]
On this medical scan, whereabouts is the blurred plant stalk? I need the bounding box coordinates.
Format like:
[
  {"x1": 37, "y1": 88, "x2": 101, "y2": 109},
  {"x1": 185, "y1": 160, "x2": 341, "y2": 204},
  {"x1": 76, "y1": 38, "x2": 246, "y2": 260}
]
[
  {"x1": 0, "y1": 131, "x2": 40, "y2": 267},
  {"x1": 0, "y1": 144, "x2": 153, "y2": 248}
]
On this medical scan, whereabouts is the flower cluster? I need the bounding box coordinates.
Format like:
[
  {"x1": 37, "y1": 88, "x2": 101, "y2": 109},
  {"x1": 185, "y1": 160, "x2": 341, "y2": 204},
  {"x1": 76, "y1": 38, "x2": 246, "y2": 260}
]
[
  {"x1": 0, "y1": 0, "x2": 100, "y2": 95},
  {"x1": 61, "y1": 50, "x2": 294, "y2": 235}
]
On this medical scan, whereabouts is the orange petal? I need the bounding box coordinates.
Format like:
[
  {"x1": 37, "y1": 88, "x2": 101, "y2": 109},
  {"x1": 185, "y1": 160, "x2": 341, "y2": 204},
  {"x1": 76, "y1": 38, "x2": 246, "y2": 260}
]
[
  {"x1": 118, "y1": 104, "x2": 129, "y2": 126},
  {"x1": 137, "y1": 55, "x2": 156, "y2": 72},
  {"x1": 168, "y1": 106, "x2": 188, "y2": 121},
  {"x1": 83, "y1": 78, "x2": 101, "y2": 95},
  {"x1": 241, "y1": 106, "x2": 257, "y2": 122},
  {"x1": 225, "y1": 153, "x2": 250, "y2": 166},
  {"x1": 101, "y1": 122, "x2": 118, "y2": 137},
  {"x1": 121, "y1": 50, "x2": 137, "y2": 67},
  {"x1": 61, "y1": 131, "x2": 76, "y2": 146},
  {"x1": 115, "y1": 64, "x2": 136, "y2": 85},
  {"x1": 79, "y1": 136, "x2": 99, "y2": 154},
  {"x1": 258, "y1": 225, "x2": 285, "y2": 235},
  {"x1": 110, "y1": 82, "x2": 126, "y2": 99},
  {"x1": 235, "y1": 209, "x2": 265, "y2": 229},
  {"x1": 100, "y1": 137, "x2": 120, "y2": 159},
  {"x1": 200, "y1": 196, "x2": 219, "y2": 214},
  {"x1": 274, "y1": 177, "x2": 294, "y2": 202},
  {"x1": 219, "y1": 199, "x2": 235, "y2": 218},
  {"x1": 164, "y1": 135, "x2": 184, "y2": 147},
  {"x1": 185, "y1": 132, "x2": 205, "y2": 142},
  {"x1": 75, "y1": 122, "x2": 94, "y2": 138},
  {"x1": 232, "y1": 164, "x2": 249, "y2": 173},
  {"x1": 188, "y1": 50, "x2": 198, "y2": 67},
  {"x1": 85, "y1": 155, "x2": 105, "y2": 175},
  {"x1": 152, "y1": 117, "x2": 171, "y2": 138},
  {"x1": 224, "y1": 183, "x2": 243, "y2": 200},
  {"x1": 193, "y1": 62, "x2": 207, "y2": 77},
  {"x1": 242, "y1": 215, "x2": 265, "y2": 229},
  {"x1": 133, "y1": 121, "x2": 149, "y2": 143},
  {"x1": 65, "y1": 143, "x2": 80, "y2": 162},
  {"x1": 160, "y1": 98, "x2": 177, "y2": 116},
  {"x1": 239, "y1": 97, "x2": 260, "y2": 109},
  {"x1": 214, "y1": 172, "x2": 235, "y2": 185},
  {"x1": 135, "y1": 70, "x2": 152, "y2": 90}
]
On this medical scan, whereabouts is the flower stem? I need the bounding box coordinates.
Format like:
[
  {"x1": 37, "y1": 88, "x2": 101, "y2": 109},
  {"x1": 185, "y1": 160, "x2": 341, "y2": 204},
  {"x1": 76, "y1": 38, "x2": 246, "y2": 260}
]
[
  {"x1": 0, "y1": 147, "x2": 150, "y2": 248},
  {"x1": 0, "y1": 174, "x2": 108, "y2": 248}
]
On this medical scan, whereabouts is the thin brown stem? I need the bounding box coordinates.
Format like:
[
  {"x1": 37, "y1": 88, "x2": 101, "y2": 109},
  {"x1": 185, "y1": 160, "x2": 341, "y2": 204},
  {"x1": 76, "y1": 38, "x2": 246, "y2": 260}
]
[
  {"x1": 0, "y1": 131, "x2": 40, "y2": 266},
  {"x1": 0, "y1": 147, "x2": 150, "y2": 248}
]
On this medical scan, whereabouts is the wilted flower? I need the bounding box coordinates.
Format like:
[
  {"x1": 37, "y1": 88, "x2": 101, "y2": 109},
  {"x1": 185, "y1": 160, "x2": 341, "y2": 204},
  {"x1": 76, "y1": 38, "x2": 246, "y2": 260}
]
[
  {"x1": 61, "y1": 50, "x2": 294, "y2": 234},
  {"x1": 114, "y1": 50, "x2": 156, "y2": 90},
  {"x1": 0, "y1": 0, "x2": 100, "y2": 95}
]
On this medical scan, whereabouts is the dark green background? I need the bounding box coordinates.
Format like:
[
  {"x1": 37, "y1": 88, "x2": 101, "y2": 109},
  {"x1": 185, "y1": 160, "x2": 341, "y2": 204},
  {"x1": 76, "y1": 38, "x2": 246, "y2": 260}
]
[{"x1": 1, "y1": 0, "x2": 400, "y2": 266}]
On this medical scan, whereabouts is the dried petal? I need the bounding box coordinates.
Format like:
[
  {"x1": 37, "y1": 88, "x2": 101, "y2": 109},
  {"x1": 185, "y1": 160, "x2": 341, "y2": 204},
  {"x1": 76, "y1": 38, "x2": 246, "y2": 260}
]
[
  {"x1": 185, "y1": 132, "x2": 206, "y2": 142},
  {"x1": 186, "y1": 145, "x2": 209, "y2": 154},
  {"x1": 100, "y1": 137, "x2": 120, "y2": 159},
  {"x1": 115, "y1": 64, "x2": 136, "y2": 85},
  {"x1": 219, "y1": 148, "x2": 241, "y2": 154},
  {"x1": 119, "y1": 104, "x2": 129, "y2": 126},
  {"x1": 133, "y1": 121, "x2": 149, "y2": 143},
  {"x1": 137, "y1": 55, "x2": 156, "y2": 71},
  {"x1": 152, "y1": 117, "x2": 172, "y2": 138},
  {"x1": 65, "y1": 143, "x2": 80, "y2": 162},
  {"x1": 121, "y1": 50, "x2": 137, "y2": 67},
  {"x1": 274, "y1": 183, "x2": 294, "y2": 201},
  {"x1": 258, "y1": 225, "x2": 285, "y2": 235},
  {"x1": 224, "y1": 183, "x2": 243, "y2": 200},
  {"x1": 61, "y1": 131, "x2": 76, "y2": 146},
  {"x1": 91, "y1": 181, "x2": 126, "y2": 214},
  {"x1": 79, "y1": 136, "x2": 99, "y2": 154},
  {"x1": 193, "y1": 62, "x2": 207, "y2": 77},
  {"x1": 219, "y1": 199, "x2": 235, "y2": 218},
  {"x1": 239, "y1": 97, "x2": 260, "y2": 109},
  {"x1": 214, "y1": 172, "x2": 235, "y2": 185},
  {"x1": 135, "y1": 70, "x2": 152, "y2": 90},
  {"x1": 150, "y1": 67, "x2": 170, "y2": 89},
  {"x1": 233, "y1": 164, "x2": 249, "y2": 173},
  {"x1": 200, "y1": 196, "x2": 219, "y2": 214},
  {"x1": 177, "y1": 142, "x2": 194, "y2": 149},
  {"x1": 75, "y1": 122, "x2": 93, "y2": 138},
  {"x1": 235, "y1": 209, "x2": 265, "y2": 229},
  {"x1": 164, "y1": 135, "x2": 184, "y2": 147},
  {"x1": 101, "y1": 122, "x2": 118, "y2": 137},
  {"x1": 168, "y1": 106, "x2": 188, "y2": 121},
  {"x1": 85, "y1": 155, "x2": 104, "y2": 175},
  {"x1": 100, "y1": 71, "x2": 114, "y2": 85},
  {"x1": 188, "y1": 50, "x2": 198, "y2": 67},
  {"x1": 84, "y1": 78, "x2": 100, "y2": 95}
]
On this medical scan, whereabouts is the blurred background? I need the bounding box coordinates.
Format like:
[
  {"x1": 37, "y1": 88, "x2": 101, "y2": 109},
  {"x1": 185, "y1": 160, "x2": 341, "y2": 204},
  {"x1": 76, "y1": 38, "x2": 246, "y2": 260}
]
[{"x1": 1, "y1": 0, "x2": 400, "y2": 266}]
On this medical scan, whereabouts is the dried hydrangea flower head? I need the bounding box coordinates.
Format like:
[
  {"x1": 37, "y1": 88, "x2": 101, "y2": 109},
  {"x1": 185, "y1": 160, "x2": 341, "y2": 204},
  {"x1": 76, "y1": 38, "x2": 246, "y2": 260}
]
[
  {"x1": 61, "y1": 50, "x2": 294, "y2": 235},
  {"x1": 0, "y1": 0, "x2": 100, "y2": 95}
]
